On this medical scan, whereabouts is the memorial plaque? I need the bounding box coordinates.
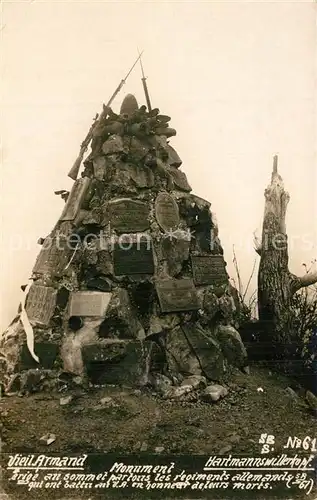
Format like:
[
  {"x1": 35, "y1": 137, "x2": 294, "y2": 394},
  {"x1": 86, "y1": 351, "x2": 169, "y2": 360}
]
[
  {"x1": 60, "y1": 177, "x2": 91, "y2": 221},
  {"x1": 105, "y1": 199, "x2": 150, "y2": 233},
  {"x1": 32, "y1": 237, "x2": 71, "y2": 276},
  {"x1": 155, "y1": 192, "x2": 180, "y2": 232},
  {"x1": 25, "y1": 285, "x2": 57, "y2": 326},
  {"x1": 155, "y1": 278, "x2": 200, "y2": 313},
  {"x1": 113, "y1": 241, "x2": 154, "y2": 276},
  {"x1": 69, "y1": 291, "x2": 112, "y2": 317},
  {"x1": 192, "y1": 255, "x2": 228, "y2": 285}
]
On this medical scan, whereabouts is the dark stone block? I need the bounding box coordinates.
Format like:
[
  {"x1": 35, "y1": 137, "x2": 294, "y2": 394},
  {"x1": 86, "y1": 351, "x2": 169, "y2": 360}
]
[
  {"x1": 20, "y1": 343, "x2": 59, "y2": 370},
  {"x1": 113, "y1": 241, "x2": 154, "y2": 276},
  {"x1": 86, "y1": 276, "x2": 112, "y2": 292},
  {"x1": 82, "y1": 340, "x2": 152, "y2": 386},
  {"x1": 182, "y1": 323, "x2": 224, "y2": 380}
]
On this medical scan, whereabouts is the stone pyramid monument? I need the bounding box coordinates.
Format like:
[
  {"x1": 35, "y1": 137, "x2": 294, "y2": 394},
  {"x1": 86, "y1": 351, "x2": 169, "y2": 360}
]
[{"x1": 0, "y1": 89, "x2": 248, "y2": 394}]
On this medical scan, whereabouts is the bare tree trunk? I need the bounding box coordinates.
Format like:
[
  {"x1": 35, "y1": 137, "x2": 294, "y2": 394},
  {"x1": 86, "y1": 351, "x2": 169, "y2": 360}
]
[{"x1": 256, "y1": 156, "x2": 317, "y2": 353}]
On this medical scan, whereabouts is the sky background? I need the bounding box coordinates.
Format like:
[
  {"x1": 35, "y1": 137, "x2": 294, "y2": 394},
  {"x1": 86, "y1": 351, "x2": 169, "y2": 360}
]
[{"x1": 0, "y1": 0, "x2": 316, "y2": 331}]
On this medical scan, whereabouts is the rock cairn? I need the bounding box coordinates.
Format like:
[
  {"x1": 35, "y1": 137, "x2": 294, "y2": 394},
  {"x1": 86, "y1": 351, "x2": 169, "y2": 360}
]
[{"x1": 0, "y1": 94, "x2": 247, "y2": 394}]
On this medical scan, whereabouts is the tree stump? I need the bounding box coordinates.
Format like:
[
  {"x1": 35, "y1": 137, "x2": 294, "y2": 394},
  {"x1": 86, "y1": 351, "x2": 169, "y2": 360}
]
[{"x1": 256, "y1": 156, "x2": 317, "y2": 358}]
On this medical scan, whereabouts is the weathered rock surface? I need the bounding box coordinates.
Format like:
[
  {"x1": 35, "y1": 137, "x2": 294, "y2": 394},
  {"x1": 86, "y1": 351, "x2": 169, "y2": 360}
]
[
  {"x1": 82, "y1": 339, "x2": 152, "y2": 386},
  {"x1": 201, "y1": 384, "x2": 229, "y2": 403},
  {"x1": 215, "y1": 324, "x2": 248, "y2": 368}
]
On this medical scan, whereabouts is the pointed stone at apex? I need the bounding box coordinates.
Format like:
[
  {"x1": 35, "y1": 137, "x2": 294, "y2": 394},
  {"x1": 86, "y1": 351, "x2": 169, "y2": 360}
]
[{"x1": 120, "y1": 94, "x2": 139, "y2": 116}]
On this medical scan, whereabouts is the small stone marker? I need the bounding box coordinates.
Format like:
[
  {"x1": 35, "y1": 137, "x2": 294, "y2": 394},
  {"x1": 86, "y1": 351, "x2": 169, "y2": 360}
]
[
  {"x1": 191, "y1": 255, "x2": 228, "y2": 285},
  {"x1": 25, "y1": 285, "x2": 57, "y2": 326},
  {"x1": 155, "y1": 278, "x2": 200, "y2": 313},
  {"x1": 69, "y1": 291, "x2": 112, "y2": 317},
  {"x1": 105, "y1": 199, "x2": 150, "y2": 233},
  {"x1": 60, "y1": 177, "x2": 90, "y2": 221},
  {"x1": 155, "y1": 192, "x2": 180, "y2": 232},
  {"x1": 113, "y1": 241, "x2": 154, "y2": 276},
  {"x1": 39, "y1": 433, "x2": 56, "y2": 445}
]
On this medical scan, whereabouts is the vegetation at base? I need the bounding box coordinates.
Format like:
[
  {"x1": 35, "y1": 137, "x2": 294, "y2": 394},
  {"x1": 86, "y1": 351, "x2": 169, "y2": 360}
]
[{"x1": 232, "y1": 252, "x2": 317, "y2": 393}]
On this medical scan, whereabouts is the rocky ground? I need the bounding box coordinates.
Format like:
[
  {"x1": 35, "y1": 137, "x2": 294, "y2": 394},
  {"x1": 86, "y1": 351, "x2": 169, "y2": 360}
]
[{"x1": 0, "y1": 366, "x2": 316, "y2": 500}]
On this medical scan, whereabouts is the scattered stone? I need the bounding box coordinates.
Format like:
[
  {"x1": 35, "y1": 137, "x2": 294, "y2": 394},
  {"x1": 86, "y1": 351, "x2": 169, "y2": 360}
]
[
  {"x1": 100, "y1": 396, "x2": 114, "y2": 405},
  {"x1": 219, "y1": 444, "x2": 232, "y2": 455},
  {"x1": 228, "y1": 433, "x2": 241, "y2": 444},
  {"x1": 181, "y1": 375, "x2": 207, "y2": 390},
  {"x1": 306, "y1": 390, "x2": 317, "y2": 410},
  {"x1": 39, "y1": 433, "x2": 56, "y2": 445},
  {"x1": 72, "y1": 376, "x2": 84, "y2": 386},
  {"x1": 285, "y1": 387, "x2": 298, "y2": 399},
  {"x1": 149, "y1": 373, "x2": 172, "y2": 395},
  {"x1": 242, "y1": 366, "x2": 250, "y2": 375},
  {"x1": 164, "y1": 385, "x2": 193, "y2": 399},
  {"x1": 201, "y1": 384, "x2": 228, "y2": 403},
  {"x1": 59, "y1": 395, "x2": 73, "y2": 406},
  {"x1": 140, "y1": 441, "x2": 148, "y2": 452},
  {"x1": 154, "y1": 446, "x2": 165, "y2": 453}
]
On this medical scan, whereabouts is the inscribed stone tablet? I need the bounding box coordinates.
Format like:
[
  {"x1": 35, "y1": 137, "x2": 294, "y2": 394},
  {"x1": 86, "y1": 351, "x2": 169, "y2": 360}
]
[
  {"x1": 192, "y1": 255, "x2": 228, "y2": 285},
  {"x1": 155, "y1": 278, "x2": 200, "y2": 313},
  {"x1": 155, "y1": 193, "x2": 180, "y2": 232},
  {"x1": 60, "y1": 177, "x2": 91, "y2": 221},
  {"x1": 25, "y1": 285, "x2": 57, "y2": 326},
  {"x1": 113, "y1": 241, "x2": 154, "y2": 276},
  {"x1": 32, "y1": 237, "x2": 71, "y2": 276},
  {"x1": 107, "y1": 199, "x2": 150, "y2": 233},
  {"x1": 69, "y1": 291, "x2": 112, "y2": 317}
]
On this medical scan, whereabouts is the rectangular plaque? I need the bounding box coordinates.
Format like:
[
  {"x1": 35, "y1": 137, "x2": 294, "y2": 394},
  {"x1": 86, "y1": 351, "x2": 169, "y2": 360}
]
[
  {"x1": 25, "y1": 285, "x2": 57, "y2": 326},
  {"x1": 69, "y1": 291, "x2": 112, "y2": 317},
  {"x1": 60, "y1": 177, "x2": 90, "y2": 221},
  {"x1": 113, "y1": 241, "x2": 154, "y2": 275},
  {"x1": 107, "y1": 199, "x2": 150, "y2": 233},
  {"x1": 155, "y1": 278, "x2": 200, "y2": 313},
  {"x1": 32, "y1": 237, "x2": 71, "y2": 276},
  {"x1": 192, "y1": 255, "x2": 228, "y2": 285}
]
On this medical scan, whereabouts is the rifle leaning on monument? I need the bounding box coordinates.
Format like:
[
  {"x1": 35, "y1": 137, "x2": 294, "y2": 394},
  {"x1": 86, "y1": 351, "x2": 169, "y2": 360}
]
[
  {"x1": 138, "y1": 49, "x2": 152, "y2": 112},
  {"x1": 68, "y1": 51, "x2": 144, "y2": 180}
]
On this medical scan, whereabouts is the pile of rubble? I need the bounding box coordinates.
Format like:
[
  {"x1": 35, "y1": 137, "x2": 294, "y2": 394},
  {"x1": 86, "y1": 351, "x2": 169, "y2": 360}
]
[{"x1": 0, "y1": 94, "x2": 248, "y2": 395}]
